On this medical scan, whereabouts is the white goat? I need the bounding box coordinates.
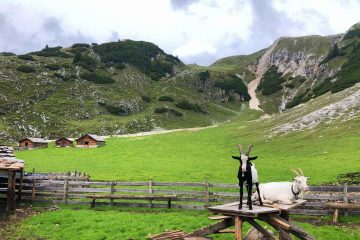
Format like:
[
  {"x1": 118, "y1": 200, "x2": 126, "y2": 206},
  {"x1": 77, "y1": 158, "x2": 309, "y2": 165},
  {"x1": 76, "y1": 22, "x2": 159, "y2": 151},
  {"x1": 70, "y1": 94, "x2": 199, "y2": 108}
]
[{"x1": 252, "y1": 168, "x2": 310, "y2": 205}]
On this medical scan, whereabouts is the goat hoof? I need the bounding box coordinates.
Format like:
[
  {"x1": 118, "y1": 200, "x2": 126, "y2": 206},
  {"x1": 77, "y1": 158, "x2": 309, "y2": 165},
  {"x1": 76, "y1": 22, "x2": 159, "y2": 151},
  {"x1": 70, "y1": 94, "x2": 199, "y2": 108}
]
[
  {"x1": 249, "y1": 206, "x2": 253, "y2": 210},
  {"x1": 238, "y1": 206, "x2": 242, "y2": 210}
]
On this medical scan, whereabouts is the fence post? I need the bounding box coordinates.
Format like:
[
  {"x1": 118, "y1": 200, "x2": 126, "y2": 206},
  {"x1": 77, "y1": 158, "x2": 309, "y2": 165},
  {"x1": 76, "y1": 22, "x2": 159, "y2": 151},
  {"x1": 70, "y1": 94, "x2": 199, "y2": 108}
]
[
  {"x1": 343, "y1": 183, "x2": 348, "y2": 216},
  {"x1": 31, "y1": 179, "x2": 36, "y2": 201},
  {"x1": 205, "y1": 180, "x2": 210, "y2": 208},
  {"x1": 110, "y1": 181, "x2": 115, "y2": 206},
  {"x1": 148, "y1": 179, "x2": 153, "y2": 208},
  {"x1": 64, "y1": 180, "x2": 69, "y2": 204}
]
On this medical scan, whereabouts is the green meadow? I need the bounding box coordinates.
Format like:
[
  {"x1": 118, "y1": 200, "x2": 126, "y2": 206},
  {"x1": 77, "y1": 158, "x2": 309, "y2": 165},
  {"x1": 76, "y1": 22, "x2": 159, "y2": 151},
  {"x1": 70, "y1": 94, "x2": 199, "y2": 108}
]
[
  {"x1": 4, "y1": 206, "x2": 360, "y2": 240},
  {"x1": 16, "y1": 108, "x2": 359, "y2": 184}
]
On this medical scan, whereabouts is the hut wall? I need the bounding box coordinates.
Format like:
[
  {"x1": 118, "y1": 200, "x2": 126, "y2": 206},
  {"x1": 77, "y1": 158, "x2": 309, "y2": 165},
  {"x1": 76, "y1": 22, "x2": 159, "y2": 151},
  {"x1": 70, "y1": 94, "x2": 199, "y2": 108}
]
[
  {"x1": 56, "y1": 139, "x2": 73, "y2": 147},
  {"x1": 76, "y1": 136, "x2": 98, "y2": 148},
  {"x1": 18, "y1": 140, "x2": 34, "y2": 149}
]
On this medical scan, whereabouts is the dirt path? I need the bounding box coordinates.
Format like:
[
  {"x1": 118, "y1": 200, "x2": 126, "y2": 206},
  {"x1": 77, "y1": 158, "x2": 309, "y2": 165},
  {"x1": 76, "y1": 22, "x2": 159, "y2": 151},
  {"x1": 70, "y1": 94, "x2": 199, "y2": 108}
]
[
  {"x1": 248, "y1": 77, "x2": 263, "y2": 111},
  {"x1": 103, "y1": 123, "x2": 224, "y2": 139}
]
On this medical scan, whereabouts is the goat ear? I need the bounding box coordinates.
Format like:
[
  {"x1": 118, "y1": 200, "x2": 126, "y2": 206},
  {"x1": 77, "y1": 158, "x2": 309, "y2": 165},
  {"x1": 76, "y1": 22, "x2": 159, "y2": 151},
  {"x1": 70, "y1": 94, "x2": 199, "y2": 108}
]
[
  {"x1": 248, "y1": 156, "x2": 257, "y2": 161},
  {"x1": 232, "y1": 156, "x2": 241, "y2": 160}
]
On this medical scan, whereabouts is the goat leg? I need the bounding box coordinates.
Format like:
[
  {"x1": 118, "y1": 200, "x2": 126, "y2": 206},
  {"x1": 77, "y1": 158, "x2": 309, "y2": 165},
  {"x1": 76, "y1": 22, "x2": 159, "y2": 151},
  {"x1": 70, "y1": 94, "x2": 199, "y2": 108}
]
[
  {"x1": 255, "y1": 182, "x2": 263, "y2": 206},
  {"x1": 239, "y1": 180, "x2": 243, "y2": 209},
  {"x1": 247, "y1": 183, "x2": 253, "y2": 210}
]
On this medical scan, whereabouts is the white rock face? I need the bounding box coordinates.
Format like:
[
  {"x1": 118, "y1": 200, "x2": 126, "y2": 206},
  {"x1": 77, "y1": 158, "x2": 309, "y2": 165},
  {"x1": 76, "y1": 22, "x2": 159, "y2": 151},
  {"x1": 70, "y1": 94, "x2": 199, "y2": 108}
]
[{"x1": 272, "y1": 84, "x2": 360, "y2": 135}]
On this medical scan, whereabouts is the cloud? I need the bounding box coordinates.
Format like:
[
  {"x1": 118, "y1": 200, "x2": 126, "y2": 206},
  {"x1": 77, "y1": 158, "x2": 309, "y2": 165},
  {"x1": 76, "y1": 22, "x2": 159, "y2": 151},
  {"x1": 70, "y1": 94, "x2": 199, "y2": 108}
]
[
  {"x1": 0, "y1": 0, "x2": 359, "y2": 65},
  {"x1": 170, "y1": 0, "x2": 199, "y2": 10}
]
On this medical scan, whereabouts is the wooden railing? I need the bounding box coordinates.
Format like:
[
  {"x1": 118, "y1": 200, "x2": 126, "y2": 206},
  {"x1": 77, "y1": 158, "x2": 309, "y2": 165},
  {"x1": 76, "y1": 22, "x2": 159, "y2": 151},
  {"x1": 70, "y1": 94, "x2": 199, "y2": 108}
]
[{"x1": 0, "y1": 174, "x2": 359, "y2": 215}]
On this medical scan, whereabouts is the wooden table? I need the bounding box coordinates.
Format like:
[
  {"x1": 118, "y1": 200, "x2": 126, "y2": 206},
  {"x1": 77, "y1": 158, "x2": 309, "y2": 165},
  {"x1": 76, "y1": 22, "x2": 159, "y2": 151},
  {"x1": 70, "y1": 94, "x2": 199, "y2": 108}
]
[{"x1": 191, "y1": 200, "x2": 314, "y2": 240}]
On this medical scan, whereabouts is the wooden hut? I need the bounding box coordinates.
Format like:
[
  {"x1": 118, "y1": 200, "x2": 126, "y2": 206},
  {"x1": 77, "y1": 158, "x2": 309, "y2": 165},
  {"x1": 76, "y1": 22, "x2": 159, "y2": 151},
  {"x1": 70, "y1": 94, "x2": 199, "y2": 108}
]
[
  {"x1": 0, "y1": 146, "x2": 24, "y2": 213},
  {"x1": 18, "y1": 138, "x2": 48, "y2": 149},
  {"x1": 55, "y1": 138, "x2": 74, "y2": 147},
  {"x1": 76, "y1": 134, "x2": 105, "y2": 148}
]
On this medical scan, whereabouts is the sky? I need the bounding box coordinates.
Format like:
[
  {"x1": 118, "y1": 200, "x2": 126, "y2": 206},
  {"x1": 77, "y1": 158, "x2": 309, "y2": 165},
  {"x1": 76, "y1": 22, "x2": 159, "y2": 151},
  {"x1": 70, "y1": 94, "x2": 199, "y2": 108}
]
[{"x1": 0, "y1": 0, "x2": 359, "y2": 66}]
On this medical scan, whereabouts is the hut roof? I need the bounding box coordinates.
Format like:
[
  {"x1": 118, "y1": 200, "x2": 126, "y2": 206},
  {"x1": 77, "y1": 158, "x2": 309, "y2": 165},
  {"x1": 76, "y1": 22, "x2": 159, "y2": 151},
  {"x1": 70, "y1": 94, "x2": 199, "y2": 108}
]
[
  {"x1": 55, "y1": 137, "x2": 74, "y2": 142},
  {"x1": 0, "y1": 158, "x2": 24, "y2": 171},
  {"x1": 19, "y1": 137, "x2": 48, "y2": 143},
  {"x1": 77, "y1": 134, "x2": 105, "y2": 142}
]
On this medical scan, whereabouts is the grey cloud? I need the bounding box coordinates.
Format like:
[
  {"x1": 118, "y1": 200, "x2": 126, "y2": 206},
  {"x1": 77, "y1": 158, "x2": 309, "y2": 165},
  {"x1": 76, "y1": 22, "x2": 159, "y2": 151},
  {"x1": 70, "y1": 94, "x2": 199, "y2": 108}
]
[
  {"x1": 170, "y1": 0, "x2": 200, "y2": 10},
  {"x1": 0, "y1": 12, "x2": 94, "y2": 54}
]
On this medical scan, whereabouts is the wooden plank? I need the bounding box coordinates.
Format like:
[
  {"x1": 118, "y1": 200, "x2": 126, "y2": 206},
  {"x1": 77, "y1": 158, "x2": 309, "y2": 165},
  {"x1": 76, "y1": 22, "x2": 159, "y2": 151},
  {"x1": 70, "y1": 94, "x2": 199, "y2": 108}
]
[
  {"x1": 205, "y1": 181, "x2": 209, "y2": 207},
  {"x1": 188, "y1": 218, "x2": 234, "y2": 237},
  {"x1": 67, "y1": 188, "x2": 112, "y2": 193},
  {"x1": 325, "y1": 203, "x2": 360, "y2": 209},
  {"x1": 210, "y1": 183, "x2": 238, "y2": 188},
  {"x1": 153, "y1": 189, "x2": 207, "y2": 195},
  {"x1": 152, "y1": 182, "x2": 207, "y2": 187},
  {"x1": 63, "y1": 180, "x2": 68, "y2": 204},
  {"x1": 246, "y1": 218, "x2": 276, "y2": 240},
  {"x1": 6, "y1": 171, "x2": 16, "y2": 211},
  {"x1": 262, "y1": 199, "x2": 307, "y2": 211},
  {"x1": 235, "y1": 216, "x2": 243, "y2": 240},
  {"x1": 17, "y1": 170, "x2": 24, "y2": 201},
  {"x1": 110, "y1": 182, "x2": 115, "y2": 206},
  {"x1": 208, "y1": 215, "x2": 232, "y2": 220},
  {"x1": 209, "y1": 202, "x2": 279, "y2": 217},
  {"x1": 333, "y1": 209, "x2": 339, "y2": 223},
  {"x1": 343, "y1": 183, "x2": 348, "y2": 216}
]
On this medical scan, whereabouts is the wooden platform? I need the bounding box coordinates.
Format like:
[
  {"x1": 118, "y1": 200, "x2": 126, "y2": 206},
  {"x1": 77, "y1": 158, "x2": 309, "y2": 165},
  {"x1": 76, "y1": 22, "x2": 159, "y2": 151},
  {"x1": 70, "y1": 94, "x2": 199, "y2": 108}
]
[
  {"x1": 200, "y1": 201, "x2": 313, "y2": 240},
  {"x1": 208, "y1": 202, "x2": 279, "y2": 217}
]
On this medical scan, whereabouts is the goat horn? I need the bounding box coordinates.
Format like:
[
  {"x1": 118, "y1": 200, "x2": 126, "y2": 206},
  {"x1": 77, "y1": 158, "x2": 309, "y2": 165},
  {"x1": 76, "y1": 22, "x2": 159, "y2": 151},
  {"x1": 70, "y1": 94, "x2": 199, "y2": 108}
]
[
  {"x1": 246, "y1": 145, "x2": 253, "y2": 156},
  {"x1": 290, "y1": 169, "x2": 300, "y2": 176},
  {"x1": 298, "y1": 168, "x2": 304, "y2": 176},
  {"x1": 237, "y1": 144, "x2": 243, "y2": 155}
]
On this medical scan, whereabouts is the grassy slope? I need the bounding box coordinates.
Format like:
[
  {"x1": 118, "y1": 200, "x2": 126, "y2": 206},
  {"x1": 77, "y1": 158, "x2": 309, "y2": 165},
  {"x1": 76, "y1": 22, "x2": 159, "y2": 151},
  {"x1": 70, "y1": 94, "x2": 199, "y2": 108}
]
[
  {"x1": 5, "y1": 206, "x2": 360, "y2": 240},
  {"x1": 16, "y1": 86, "x2": 360, "y2": 184}
]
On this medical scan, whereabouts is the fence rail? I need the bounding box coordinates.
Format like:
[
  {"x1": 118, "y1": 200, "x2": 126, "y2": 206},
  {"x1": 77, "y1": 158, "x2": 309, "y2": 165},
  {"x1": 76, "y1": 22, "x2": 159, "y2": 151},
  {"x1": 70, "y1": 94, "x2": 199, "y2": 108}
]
[{"x1": 0, "y1": 174, "x2": 359, "y2": 215}]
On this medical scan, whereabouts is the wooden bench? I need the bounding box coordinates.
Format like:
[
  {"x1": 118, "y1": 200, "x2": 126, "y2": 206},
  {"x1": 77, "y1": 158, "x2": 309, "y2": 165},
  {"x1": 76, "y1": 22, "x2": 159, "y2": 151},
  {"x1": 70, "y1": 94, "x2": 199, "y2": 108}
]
[
  {"x1": 325, "y1": 203, "x2": 360, "y2": 223},
  {"x1": 86, "y1": 194, "x2": 177, "y2": 208}
]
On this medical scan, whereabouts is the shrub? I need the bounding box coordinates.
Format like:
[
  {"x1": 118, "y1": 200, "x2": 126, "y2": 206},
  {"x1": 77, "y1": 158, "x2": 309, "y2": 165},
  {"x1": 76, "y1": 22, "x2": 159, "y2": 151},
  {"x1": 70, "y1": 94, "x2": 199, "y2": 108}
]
[
  {"x1": 158, "y1": 96, "x2": 174, "y2": 102},
  {"x1": 257, "y1": 65, "x2": 285, "y2": 95},
  {"x1": 16, "y1": 65, "x2": 36, "y2": 73},
  {"x1": 18, "y1": 54, "x2": 34, "y2": 61},
  {"x1": 72, "y1": 43, "x2": 90, "y2": 48},
  {"x1": 0, "y1": 52, "x2": 16, "y2": 56},
  {"x1": 73, "y1": 51, "x2": 97, "y2": 71},
  {"x1": 31, "y1": 46, "x2": 71, "y2": 58},
  {"x1": 99, "y1": 103, "x2": 128, "y2": 116},
  {"x1": 80, "y1": 72, "x2": 115, "y2": 84},
  {"x1": 154, "y1": 107, "x2": 183, "y2": 116},
  {"x1": 45, "y1": 64, "x2": 61, "y2": 70},
  {"x1": 214, "y1": 74, "x2": 250, "y2": 101},
  {"x1": 175, "y1": 100, "x2": 207, "y2": 113},
  {"x1": 331, "y1": 49, "x2": 360, "y2": 93},
  {"x1": 343, "y1": 28, "x2": 360, "y2": 39},
  {"x1": 53, "y1": 73, "x2": 70, "y2": 81},
  {"x1": 92, "y1": 40, "x2": 180, "y2": 80},
  {"x1": 141, "y1": 96, "x2": 151, "y2": 102},
  {"x1": 199, "y1": 70, "x2": 210, "y2": 81},
  {"x1": 154, "y1": 107, "x2": 168, "y2": 113},
  {"x1": 169, "y1": 109, "x2": 183, "y2": 117}
]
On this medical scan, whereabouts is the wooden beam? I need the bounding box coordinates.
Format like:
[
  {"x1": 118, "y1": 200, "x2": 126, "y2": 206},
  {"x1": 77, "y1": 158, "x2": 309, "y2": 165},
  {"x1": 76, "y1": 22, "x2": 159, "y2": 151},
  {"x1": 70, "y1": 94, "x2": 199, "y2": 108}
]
[
  {"x1": 17, "y1": 170, "x2": 24, "y2": 202},
  {"x1": 235, "y1": 216, "x2": 243, "y2": 240},
  {"x1": 6, "y1": 171, "x2": 16, "y2": 211},
  {"x1": 188, "y1": 218, "x2": 234, "y2": 237},
  {"x1": 246, "y1": 218, "x2": 276, "y2": 240}
]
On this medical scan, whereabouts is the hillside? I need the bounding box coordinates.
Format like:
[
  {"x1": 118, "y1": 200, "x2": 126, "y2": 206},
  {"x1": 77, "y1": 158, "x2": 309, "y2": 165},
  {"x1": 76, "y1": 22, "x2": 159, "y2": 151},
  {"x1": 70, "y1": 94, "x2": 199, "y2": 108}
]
[
  {"x1": 211, "y1": 22, "x2": 360, "y2": 113},
  {"x1": 16, "y1": 82, "x2": 360, "y2": 183},
  {"x1": 1, "y1": 22, "x2": 360, "y2": 142},
  {"x1": 0, "y1": 41, "x2": 249, "y2": 142}
]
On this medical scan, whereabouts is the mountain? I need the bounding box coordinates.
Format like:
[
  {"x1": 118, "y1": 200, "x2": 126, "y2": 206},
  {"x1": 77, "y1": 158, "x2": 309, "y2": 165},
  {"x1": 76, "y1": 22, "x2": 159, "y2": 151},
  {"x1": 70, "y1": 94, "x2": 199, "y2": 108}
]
[
  {"x1": 0, "y1": 40, "x2": 248, "y2": 142},
  {"x1": 211, "y1": 22, "x2": 360, "y2": 113},
  {"x1": 1, "y1": 22, "x2": 360, "y2": 143}
]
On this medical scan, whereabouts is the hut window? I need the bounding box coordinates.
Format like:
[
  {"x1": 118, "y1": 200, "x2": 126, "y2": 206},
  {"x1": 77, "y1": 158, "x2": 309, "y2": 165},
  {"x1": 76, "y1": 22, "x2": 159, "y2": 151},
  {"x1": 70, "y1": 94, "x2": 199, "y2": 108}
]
[
  {"x1": 85, "y1": 141, "x2": 89, "y2": 145},
  {"x1": 25, "y1": 142, "x2": 28, "y2": 147}
]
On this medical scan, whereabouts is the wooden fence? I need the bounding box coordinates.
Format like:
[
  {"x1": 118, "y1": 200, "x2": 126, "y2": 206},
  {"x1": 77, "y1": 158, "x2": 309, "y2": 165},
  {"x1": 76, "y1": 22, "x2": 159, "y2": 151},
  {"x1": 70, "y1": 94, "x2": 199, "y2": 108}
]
[{"x1": 0, "y1": 174, "x2": 359, "y2": 216}]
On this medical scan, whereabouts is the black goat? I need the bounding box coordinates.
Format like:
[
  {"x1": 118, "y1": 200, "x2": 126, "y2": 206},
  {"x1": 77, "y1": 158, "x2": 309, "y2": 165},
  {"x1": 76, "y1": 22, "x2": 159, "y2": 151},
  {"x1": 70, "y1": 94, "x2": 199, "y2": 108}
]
[{"x1": 232, "y1": 144, "x2": 263, "y2": 210}]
